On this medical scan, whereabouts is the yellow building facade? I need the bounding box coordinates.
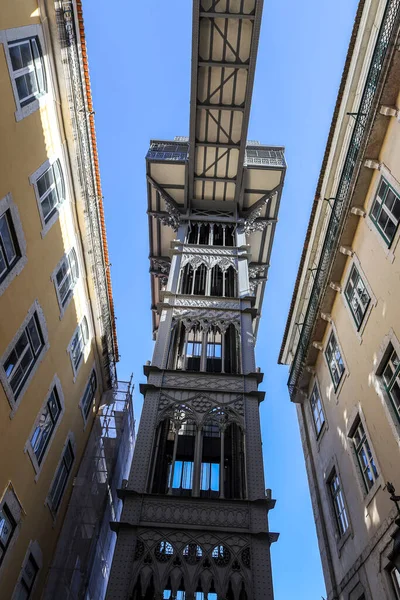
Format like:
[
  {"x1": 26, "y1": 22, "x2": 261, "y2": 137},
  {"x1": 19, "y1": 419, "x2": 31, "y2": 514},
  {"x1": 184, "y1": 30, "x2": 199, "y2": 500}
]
[
  {"x1": 280, "y1": 1, "x2": 400, "y2": 599},
  {"x1": 0, "y1": 0, "x2": 119, "y2": 597}
]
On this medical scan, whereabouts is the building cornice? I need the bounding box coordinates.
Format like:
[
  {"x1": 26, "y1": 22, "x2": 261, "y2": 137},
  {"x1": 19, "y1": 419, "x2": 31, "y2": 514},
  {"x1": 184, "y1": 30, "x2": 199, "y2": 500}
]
[
  {"x1": 56, "y1": 0, "x2": 118, "y2": 386},
  {"x1": 279, "y1": 0, "x2": 367, "y2": 364},
  {"x1": 279, "y1": 0, "x2": 400, "y2": 401}
]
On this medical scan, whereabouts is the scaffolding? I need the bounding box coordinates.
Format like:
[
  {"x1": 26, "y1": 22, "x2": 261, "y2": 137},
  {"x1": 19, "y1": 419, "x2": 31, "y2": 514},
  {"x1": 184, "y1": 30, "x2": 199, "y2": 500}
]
[{"x1": 43, "y1": 379, "x2": 135, "y2": 600}]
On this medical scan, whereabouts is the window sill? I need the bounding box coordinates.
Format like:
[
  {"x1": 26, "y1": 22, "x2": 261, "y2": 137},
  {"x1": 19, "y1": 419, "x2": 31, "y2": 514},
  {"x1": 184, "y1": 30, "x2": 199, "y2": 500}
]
[
  {"x1": 364, "y1": 475, "x2": 383, "y2": 514},
  {"x1": 332, "y1": 371, "x2": 348, "y2": 403},
  {"x1": 0, "y1": 256, "x2": 27, "y2": 298},
  {"x1": 15, "y1": 94, "x2": 47, "y2": 123},
  {"x1": 336, "y1": 526, "x2": 352, "y2": 555},
  {"x1": 316, "y1": 422, "x2": 328, "y2": 452}
]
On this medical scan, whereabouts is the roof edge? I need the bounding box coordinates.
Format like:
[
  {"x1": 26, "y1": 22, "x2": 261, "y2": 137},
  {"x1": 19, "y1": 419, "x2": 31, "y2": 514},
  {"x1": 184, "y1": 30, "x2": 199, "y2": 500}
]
[{"x1": 278, "y1": 0, "x2": 366, "y2": 364}]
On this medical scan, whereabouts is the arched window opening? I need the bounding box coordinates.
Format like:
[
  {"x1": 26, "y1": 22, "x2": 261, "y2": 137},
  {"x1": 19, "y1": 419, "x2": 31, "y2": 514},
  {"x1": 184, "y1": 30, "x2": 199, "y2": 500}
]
[
  {"x1": 224, "y1": 324, "x2": 240, "y2": 374},
  {"x1": 183, "y1": 543, "x2": 203, "y2": 564},
  {"x1": 193, "y1": 264, "x2": 207, "y2": 295},
  {"x1": 180, "y1": 264, "x2": 194, "y2": 295},
  {"x1": 186, "y1": 326, "x2": 202, "y2": 371},
  {"x1": 169, "y1": 417, "x2": 196, "y2": 496},
  {"x1": 151, "y1": 419, "x2": 174, "y2": 494},
  {"x1": 212, "y1": 545, "x2": 231, "y2": 567},
  {"x1": 210, "y1": 265, "x2": 224, "y2": 296},
  {"x1": 225, "y1": 225, "x2": 235, "y2": 246},
  {"x1": 174, "y1": 324, "x2": 240, "y2": 375},
  {"x1": 163, "y1": 577, "x2": 186, "y2": 599},
  {"x1": 213, "y1": 224, "x2": 224, "y2": 246},
  {"x1": 200, "y1": 421, "x2": 220, "y2": 498},
  {"x1": 225, "y1": 266, "x2": 236, "y2": 298},
  {"x1": 186, "y1": 223, "x2": 235, "y2": 246},
  {"x1": 224, "y1": 423, "x2": 246, "y2": 500},
  {"x1": 206, "y1": 328, "x2": 222, "y2": 373},
  {"x1": 198, "y1": 223, "x2": 209, "y2": 245},
  {"x1": 155, "y1": 540, "x2": 174, "y2": 562}
]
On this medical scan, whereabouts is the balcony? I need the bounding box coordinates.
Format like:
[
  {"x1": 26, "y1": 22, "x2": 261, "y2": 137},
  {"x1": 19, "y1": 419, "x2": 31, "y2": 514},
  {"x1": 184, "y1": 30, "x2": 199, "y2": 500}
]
[
  {"x1": 244, "y1": 147, "x2": 286, "y2": 168},
  {"x1": 146, "y1": 140, "x2": 189, "y2": 162}
]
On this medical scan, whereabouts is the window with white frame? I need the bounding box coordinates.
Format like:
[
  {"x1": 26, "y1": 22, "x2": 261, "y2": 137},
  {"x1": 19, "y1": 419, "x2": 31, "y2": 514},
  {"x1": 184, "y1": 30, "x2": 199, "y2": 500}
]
[
  {"x1": 344, "y1": 264, "x2": 371, "y2": 330},
  {"x1": 370, "y1": 178, "x2": 400, "y2": 246},
  {"x1": 310, "y1": 384, "x2": 325, "y2": 436},
  {"x1": 8, "y1": 36, "x2": 46, "y2": 108},
  {"x1": 14, "y1": 552, "x2": 39, "y2": 599},
  {"x1": 54, "y1": 248, "x2": 79, "y2": 309},
  {"x1": 325, "y1": 332, "x2": 345, "y2": 390},
  {"x1": 81, "y1": 370, "x2": 97, "y2": 420},
  {"x1": 3, "y1": 312, "x2": 44, "y2": 399},
  {"x1": 0, "y1": 504, "x2": 16, "y2": 567},
  {"x1": 48, "y1": 440, "x2": 74, "y2": 514},
  {"x1": 36, "y1": 160, "x2": 65, "y2": 225},
  {"x1": 69, "y1": 317, "x2": 89, "y2": 376},
  {"x1": 350, "y1": 417, "x2": 379, "y2": 492},
  {"x1": 0, "y1": 209, "x2": 21, "y2": 285},
  {"x1": 30, "y1": 386, "x2": 62, "y2": 467},
  {"x1": 328, "y1": 469, "x2": 349, "y2": 537},
  {"x1": 381, "y1": 346, "x2": 400, "y2": 423}
]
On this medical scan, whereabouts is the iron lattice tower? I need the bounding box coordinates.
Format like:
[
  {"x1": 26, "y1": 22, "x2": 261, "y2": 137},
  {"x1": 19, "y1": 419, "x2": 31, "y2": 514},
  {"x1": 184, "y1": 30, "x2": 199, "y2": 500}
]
[{"x1": 106, "y1": 1, "x2": 286, "y2": 599}]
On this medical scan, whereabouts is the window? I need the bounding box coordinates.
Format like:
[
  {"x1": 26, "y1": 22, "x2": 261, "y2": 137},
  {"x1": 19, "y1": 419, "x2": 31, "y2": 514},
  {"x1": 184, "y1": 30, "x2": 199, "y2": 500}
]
[
  {"x1": 370, "y1": 178, "x2": 400, "y2": 246},
  {"x1": 15, "y1": 553, "x2": 38, "y2": 599},
  {"x1": 325, "y1": 332, "x2": 345, "y2": 390},
  {"x1": 3, "y1": 312, "x2": 44, "y2": 399},
  {"x1": 206, "y1": 339, "x2": 222, "y2": 373},
  {"x1": 81, "y1": 370, "x2": 97, "y2": 420},
  {"x1": 0, "y1": 504, "x2": 16, "y2": 566},
  {"x1": 170, "y1": 461, "x2": 193, "y2": 491},
  {"x1": 328, "y1": 470, "x2": 349, "y2": 537},
  {"x1": 36, "y1": 160, "x2": 65, "y2": 225},
  {"x1": 310, "y1": 384, "x2": 325, "y2": 436},
  {"x1": 382, "y1": 347, "x2": 400, "y2": 423},
  {"x1": 69, "y1": 317, "x2": 89, "y2": 375},
  {"x1": 49, "y1": 440, "x2": 74, "y2": 513},
  {"x1": 8, "y1": 37, "x2": 46, "y2": 107},
  {"x1": 351, "y1": 418, "x2": 379, "y2": 491},
  {"x1": 344, "y1": 264, "x2": 370, "y2": 329},
  {"x1": 185, "y1": 328, "x2": 202, "y2": 371},
  {"x1": 186, "y1": 222, "x2": 235, "y2": 246},
  {"x1": 0, "y1": 210, "x2": 20, "y2": 285},
  {"x1": 30, "y1": 387, "x2": 62, "y2": 466},
  {"x1": 54, "y1": 248, "x2": 79, "y2": 309},
  {"x1": 200, "y1": 462, "x2": 220, "y2": 493}
]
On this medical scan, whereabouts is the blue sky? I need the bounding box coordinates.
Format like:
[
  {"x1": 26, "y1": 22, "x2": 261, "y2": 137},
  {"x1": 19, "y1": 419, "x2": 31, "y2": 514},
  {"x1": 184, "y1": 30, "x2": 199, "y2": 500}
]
[{"x1": 84, "y1": 1, "x2": 359, "y2": 597}]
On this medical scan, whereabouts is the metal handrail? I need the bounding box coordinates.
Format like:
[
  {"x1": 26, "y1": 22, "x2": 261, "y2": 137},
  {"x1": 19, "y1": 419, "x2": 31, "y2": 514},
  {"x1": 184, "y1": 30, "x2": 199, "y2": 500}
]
[{"x1": 288, "y1": 0, "x2": 400, "y2": 398}]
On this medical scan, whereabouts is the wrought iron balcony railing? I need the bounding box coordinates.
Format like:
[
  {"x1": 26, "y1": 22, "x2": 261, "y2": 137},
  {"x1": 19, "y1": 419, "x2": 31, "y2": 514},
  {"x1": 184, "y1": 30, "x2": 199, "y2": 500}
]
[
  {"x1": 146, "y1": 142, "x2": 189, "y2": 162},
  {"x1": 288, "y1": 0, "x2": 400, "y2": 399},
  {"x1": 244, "y1": 148, "x2": 286, "y2": 168},
  {"x1": 146, "y1": 141, "x2": 286, "y2": 169}
]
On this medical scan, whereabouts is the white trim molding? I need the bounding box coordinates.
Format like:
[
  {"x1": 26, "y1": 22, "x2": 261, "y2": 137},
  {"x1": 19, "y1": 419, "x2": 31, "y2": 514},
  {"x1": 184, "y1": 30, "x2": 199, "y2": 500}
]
[
  {"x1": 341, "y1": 253, "x2": 377, "y2": 342},
  {"x1": 0, "y1": 24, "x2": 48, "y2": 122},
  {"x1": 0, "y1": 193, "x2": 27, "y2": 297},
  {"x1": 25, "y1": 374, "x2": 65, "y2": 479},
  {"x1": 67, "y1": 314, "x2": 91, "y2": 382},
  {"x1": 0, "y1": 300, "x2": 49, "y2": 416},
  {"x1": 78, "y1": 362, "x2": 97, "y2": 427},
  {"x1": 11, "y1": 540, "x2": 43, "y2": 600},
  {"x1": 45, "y1": 431, "x2": 76, "y2": 520},
  {"x1": 0, "y1": 483, "x2": 24, "y2": 579},
  {"x1": 345, "y1": 403, "x2": 384, "y2": 511},
  {"x1": 51, "y1": 246, "x2": 80, "y2": 319},
  {"x1": 29, "y1": 155, "x2": 68, "y2": 238}
]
